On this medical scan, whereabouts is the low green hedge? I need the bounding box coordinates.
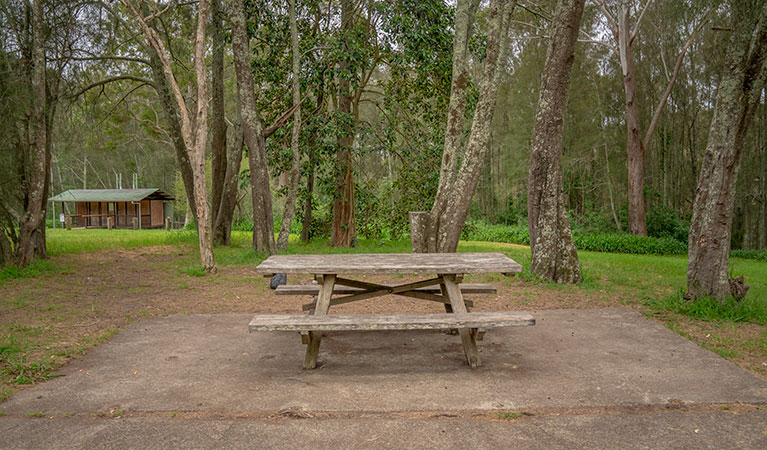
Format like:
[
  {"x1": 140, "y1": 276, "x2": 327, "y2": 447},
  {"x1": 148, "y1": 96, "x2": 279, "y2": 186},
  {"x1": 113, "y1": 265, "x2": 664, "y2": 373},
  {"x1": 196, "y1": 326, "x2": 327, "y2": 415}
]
[
  {"x1": 573, "y1": 233, "x2": 687, "y2": 255},
  {"x1": 730, "y1": 249, "x2": 767, "y2": 262},
  {"x1": 462, "y1": 221, "x2": 687, "y2": 256}
]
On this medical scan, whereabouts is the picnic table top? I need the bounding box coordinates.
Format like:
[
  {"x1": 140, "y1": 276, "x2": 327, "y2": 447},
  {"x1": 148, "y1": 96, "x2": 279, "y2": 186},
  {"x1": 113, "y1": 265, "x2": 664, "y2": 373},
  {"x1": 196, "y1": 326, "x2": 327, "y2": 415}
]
[{"x1": 255, "y1": 252, "x2": 522, "y2": 275}]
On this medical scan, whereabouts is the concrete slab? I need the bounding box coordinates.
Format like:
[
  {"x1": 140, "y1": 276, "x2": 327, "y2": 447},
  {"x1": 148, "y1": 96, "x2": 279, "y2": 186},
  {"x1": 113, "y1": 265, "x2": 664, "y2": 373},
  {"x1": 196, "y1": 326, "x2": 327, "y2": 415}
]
[
  {"x1": 2, "y1": 308, "x2": 765, "y2": 416},
  {"x1": 2, "y1": 411, "x2": 767, "y2": 449}
]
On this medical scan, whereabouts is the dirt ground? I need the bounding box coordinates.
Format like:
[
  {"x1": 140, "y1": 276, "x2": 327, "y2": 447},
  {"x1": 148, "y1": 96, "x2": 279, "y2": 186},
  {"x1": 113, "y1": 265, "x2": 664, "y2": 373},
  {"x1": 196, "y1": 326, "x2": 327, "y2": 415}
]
[{"x1": 1, "y1": 245, "x2": 765, "y2": 394}]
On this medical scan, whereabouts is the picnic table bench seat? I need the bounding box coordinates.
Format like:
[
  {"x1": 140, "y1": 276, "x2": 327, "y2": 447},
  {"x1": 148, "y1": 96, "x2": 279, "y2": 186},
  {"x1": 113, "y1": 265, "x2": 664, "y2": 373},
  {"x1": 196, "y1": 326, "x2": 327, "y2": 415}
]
[{"x1": 249, "y1": 312, "x2": 535, "y2": 332}]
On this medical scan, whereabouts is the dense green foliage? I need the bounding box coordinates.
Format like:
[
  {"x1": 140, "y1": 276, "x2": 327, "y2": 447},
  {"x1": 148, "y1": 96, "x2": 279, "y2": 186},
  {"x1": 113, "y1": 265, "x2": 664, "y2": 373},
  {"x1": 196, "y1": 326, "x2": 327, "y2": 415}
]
[{"x1": 461, "y1": 220, "x2": 687, "y2": 255}]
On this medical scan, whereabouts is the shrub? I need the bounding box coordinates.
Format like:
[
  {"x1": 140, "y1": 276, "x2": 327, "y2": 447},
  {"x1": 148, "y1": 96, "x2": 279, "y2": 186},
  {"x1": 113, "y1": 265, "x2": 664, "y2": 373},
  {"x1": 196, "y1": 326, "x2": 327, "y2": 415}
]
[
  {"x1": 462, "y1": 221, "x2": 530, "y2": 245},
  {"x1": 573, "y1": 233, "x2": 687, "y2": 255},
  {"x1": 461, "y1": 220, "x2": 687, "y2": 255},
  {"x1": 231, "y1": 218, "x2": 254, "y2": 231},
  {"x1": 730, "y1": 249, "x2": 767, "y2": 262},
  {"x1": 645, "y1": 205, "x2": 689, "y2": 242}
]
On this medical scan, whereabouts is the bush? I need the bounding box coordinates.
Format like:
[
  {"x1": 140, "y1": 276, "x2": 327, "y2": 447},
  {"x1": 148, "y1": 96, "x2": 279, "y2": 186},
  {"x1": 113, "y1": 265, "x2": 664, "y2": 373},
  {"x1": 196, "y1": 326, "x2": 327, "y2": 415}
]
[
  {"x1": 231, "y1": 218, "x2": 254, "y2": 231},
  {"x1": 461, "y1": 220, "x2": 687, "y2": 255},
  {"x1": 573, "y1": 233, "x2": 687, "y2": 255},
  {"x1": 461, "y1": 221, "x2": 530, "y2": 245},
  {"x1": 730, "y1": 249, "x2": 767, "y2": 262},
  {"x1": 645, "y1": 205, "x2": 689, "y2": 242}
]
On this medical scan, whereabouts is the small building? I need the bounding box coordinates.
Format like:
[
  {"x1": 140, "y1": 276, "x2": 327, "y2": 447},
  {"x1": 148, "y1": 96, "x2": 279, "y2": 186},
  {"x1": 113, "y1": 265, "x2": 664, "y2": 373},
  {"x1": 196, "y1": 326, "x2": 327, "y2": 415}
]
[{"x1": 49, "y1": 189, "x2": 175, "y2": 229}]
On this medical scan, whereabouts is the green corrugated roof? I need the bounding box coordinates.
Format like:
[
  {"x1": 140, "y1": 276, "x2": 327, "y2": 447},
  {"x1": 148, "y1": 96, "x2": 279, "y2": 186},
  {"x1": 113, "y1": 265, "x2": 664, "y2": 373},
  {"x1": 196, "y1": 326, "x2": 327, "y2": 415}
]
[{"x1": 49, "y1": 189, "x2": 169, "y2": 202}]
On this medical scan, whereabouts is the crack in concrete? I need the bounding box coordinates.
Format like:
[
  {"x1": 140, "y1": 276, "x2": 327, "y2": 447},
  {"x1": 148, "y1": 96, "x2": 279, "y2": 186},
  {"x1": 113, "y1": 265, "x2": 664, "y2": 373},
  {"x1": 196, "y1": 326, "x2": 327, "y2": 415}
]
[{"x1": 4, "y1": 402, "x2": 765, "y2": 422}]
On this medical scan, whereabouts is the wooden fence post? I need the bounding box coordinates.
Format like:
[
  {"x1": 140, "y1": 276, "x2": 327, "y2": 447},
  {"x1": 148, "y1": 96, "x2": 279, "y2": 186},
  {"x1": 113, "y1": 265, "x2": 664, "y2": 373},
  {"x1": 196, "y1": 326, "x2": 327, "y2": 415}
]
[
  {"x1": 165, "y1": 217, "x2": 171, "y2": 231},
  {"x1": 107, "y1": 216, "x2": 114, "y2": 230},
  {"x1": 132, "y1": 217, "x2": 138, "y2": 230},
  {"x1": 65, "y1": 216, "x2": 72, "y2": 231}
]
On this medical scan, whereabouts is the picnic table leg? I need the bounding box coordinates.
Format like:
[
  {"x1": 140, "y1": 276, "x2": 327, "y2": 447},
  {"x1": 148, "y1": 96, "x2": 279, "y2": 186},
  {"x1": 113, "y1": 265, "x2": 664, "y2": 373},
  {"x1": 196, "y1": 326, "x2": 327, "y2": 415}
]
[
  {"x1": 441, "y1": 274, "x2": 481, "y2": 369},
  {"x1": 303, "y1": 274, "x2": 335, "y2": 369}
]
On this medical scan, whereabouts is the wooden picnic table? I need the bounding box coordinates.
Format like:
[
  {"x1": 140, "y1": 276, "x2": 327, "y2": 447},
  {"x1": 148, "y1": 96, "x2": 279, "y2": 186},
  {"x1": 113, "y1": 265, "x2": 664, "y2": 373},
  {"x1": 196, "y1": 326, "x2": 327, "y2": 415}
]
[{"x1": 251, "y1": 252, "x2": 533, "y2": 369}]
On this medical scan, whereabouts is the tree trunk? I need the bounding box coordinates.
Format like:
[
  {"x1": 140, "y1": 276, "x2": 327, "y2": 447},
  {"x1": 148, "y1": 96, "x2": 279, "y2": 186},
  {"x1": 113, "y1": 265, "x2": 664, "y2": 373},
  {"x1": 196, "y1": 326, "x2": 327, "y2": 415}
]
[
  {"x1": 227, "y1": 0, "x2": 276, "y2": 254},
  {"x1": 615, "y1": 7, "x2": 647, "y2": 236},
  {"x1": 210, "y1": 0, "x2": 229, "y2": 245},
  {"x1": 425, "y1": 0, "x2": 481, "y2": 252},
  {"x1": 527, "y1": 0, "x2": 585, "y2": 284},
  {"x1": 122, "y1": 0, "x2": 216, "y2": 273},
  {"x1": 330, "y1": 0, "x2": 357, "y2": 247},
  {"x1": 14, "y1": 0, "x2": 47, "y2": 267},
  {"x1": 145, "y1": 38, "x2": 198, "y2": 224},
  {"x1": 300, "y1": 146, "x2": 315, "y2": 243},
  {"x1": 213, "y1": 124, "x2": 244, "y2": 246},
  {"x1": 687, "y1": 0, "x2": 767, "y2": 301},
  {"x1": 276, "y1": 0, "x2": 303, "y2": 251},
  {"x1": 429, "y1": 0, "x2": 513, "y2": 253}
]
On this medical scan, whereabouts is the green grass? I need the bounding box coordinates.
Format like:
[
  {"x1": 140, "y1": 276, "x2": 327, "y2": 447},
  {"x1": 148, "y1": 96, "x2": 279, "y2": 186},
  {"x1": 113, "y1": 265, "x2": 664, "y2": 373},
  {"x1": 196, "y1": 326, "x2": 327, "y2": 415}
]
[
  {"x1": 5, "y1": 228, "x2": 767, "y2": 325},
  {"x1": 45, "y1": 228, "x2": 199, "y2": 256},
  {"x1": 646, "y1": 292, "x2": 767, "y2": 325}
]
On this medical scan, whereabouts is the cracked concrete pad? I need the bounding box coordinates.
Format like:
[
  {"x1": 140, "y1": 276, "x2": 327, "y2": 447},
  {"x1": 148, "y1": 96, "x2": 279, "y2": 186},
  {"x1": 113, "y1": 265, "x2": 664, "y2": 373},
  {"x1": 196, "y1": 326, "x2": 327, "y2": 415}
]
[
  {"x1": 2, "y1": 308, "x2": 766, "y2": 415},
  {"x1": 1, "y1": 411, "x2": 766, "y2": 449}
]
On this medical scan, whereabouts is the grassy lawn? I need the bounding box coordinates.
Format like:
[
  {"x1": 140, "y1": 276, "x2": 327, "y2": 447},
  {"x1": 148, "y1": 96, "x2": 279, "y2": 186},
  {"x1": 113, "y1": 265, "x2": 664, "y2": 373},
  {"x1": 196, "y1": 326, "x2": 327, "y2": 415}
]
[{"x1": 1, "y1": 228, "x2": 766, "y2": 403}]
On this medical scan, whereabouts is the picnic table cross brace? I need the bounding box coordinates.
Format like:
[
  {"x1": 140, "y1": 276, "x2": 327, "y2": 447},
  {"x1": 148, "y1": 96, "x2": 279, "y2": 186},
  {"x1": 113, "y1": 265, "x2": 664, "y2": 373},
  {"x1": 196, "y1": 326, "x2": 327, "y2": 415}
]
[{"x1": 301, "y1": 273, "x2": 482, "y2": 369}]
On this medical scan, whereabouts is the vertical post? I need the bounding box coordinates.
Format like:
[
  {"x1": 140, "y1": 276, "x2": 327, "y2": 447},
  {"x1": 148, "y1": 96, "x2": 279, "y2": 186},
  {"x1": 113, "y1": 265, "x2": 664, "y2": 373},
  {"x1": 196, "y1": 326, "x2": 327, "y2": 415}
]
[
  {"x1": 65, "y1": 216, "x2": 72, "y2": 230},
  {"x1": 51, "y1": 202, "x2": 55, "y2": 229},
  {"x1": 137, "y1": 202, "x2": 142, "y2": 230},
  {"x1": 107, "y1": 216, "x2": 114, "y2": 230},
  {"x1": 165, "y1": 217, "x2": 171, "y2": 231},
  {"x1": 132, "y1": 217, "x2": 138, "y2": 230},
  {"x1": 441, "y1": 273, "x2": 480, "y2": 369},
  {"x1": 304, "y1": 274, "x2": 336, "y2": 369}
]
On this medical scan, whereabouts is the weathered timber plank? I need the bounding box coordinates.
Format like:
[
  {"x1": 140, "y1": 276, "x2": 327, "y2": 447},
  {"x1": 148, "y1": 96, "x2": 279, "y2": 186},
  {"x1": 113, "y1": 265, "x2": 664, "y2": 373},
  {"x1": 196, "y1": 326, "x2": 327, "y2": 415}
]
[
  {"x1": 304, "y1": 274, "x2": 335, "y2": 369},
  {"x1": 300, "y1": 295, "x2": 474, "y2": 311},
  {"x1": 277, "y1": 283, "x2": 496, "y2": 295},
  {"x1": 248, "y1": 312, "x2": 535, "y2": 332},
  {"x1": 255, "y1": 252, "x2": 522, "y2": 275},
  {"x1": 442, "y1": 274, "x2": 481, "y2": 368}
]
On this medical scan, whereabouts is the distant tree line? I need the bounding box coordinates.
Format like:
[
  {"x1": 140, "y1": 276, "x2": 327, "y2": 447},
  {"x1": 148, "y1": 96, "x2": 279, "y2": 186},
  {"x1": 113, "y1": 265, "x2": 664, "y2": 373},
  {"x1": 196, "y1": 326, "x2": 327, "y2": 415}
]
[{"x1": 1, "y1": 0, "x2": 765, "y2": 301}]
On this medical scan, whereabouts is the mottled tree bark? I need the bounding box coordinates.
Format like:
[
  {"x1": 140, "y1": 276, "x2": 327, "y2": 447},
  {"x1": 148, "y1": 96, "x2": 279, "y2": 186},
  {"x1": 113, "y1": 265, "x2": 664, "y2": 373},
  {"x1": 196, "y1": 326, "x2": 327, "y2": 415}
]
[
  {"x1": 213, "y1": 124, "x2": 244, "y2": 246},
  {"x1": 619, "y1": 20, "x2": 647, "y2": 236},
  {"x1": 122, "y1": 0, "x2": 217, "y2": 273},
  {"x1": 144, "y1": 21, "x2": 198, "y2": 224},
  {"x1": 596, "y1": 1, "x2": 709, "y2": 236},
  {"x1": 227, "y1": 0, "x2": 276, "y2": 254},
  {"x1": 330, "y1": 0, "x2": 357, "y2": 247},
  {"x1": 300, "y1": 145, "x2": 315, "y2": 243},
  {"x1": 527, "y1": 0, "x2": 585, "y2": 284},
  {"x1": 687, "y1": 0, "x2": 767, "y2": 301},
  {"x1": 210, "y1": 0, "x2": 229, "y2": 245},
  {"x1": 276, "y1": 0, "x2": 303, "y2": 251},
  {"x1": 425, "y1": 0, "x2": 481, "y2": 251},
  {"x1": 14, "y1": 0, "x2": 47, "y2": 267},
  {"x1": 423, "y1": 0, "x2": 513, "y2": 253}
]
